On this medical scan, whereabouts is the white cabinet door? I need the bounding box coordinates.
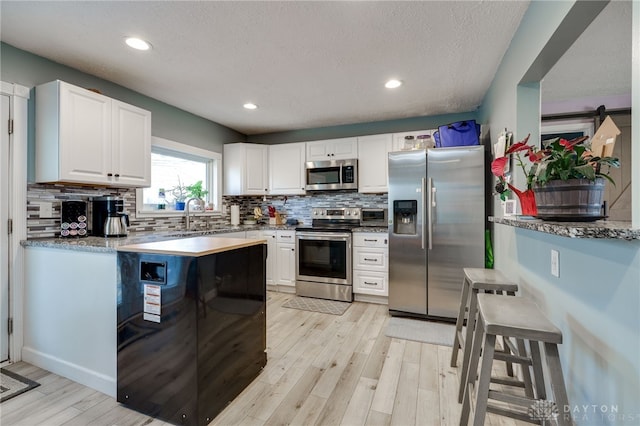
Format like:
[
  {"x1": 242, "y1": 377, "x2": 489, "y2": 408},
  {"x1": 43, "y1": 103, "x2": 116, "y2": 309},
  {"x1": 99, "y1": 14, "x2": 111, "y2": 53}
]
[
  {"x1": 263, "y1": 231, "x2": 277, "y2": 286},
  {"x1": 111, "y1": 100, "x2": 151, "y2": 187},
  {"x1": 245, "y1": 144, "x2": 269, "y2": 194},
  {"x1": 306, "y1": 137, "x2": 358, "y2": 161},
  {"x1": 358, "y1": 134, "x2": 393, "y2": 193},
  {"x1": 57, "y1": 82, "x2": 112, "y2": 184},
  {"x1": 276, "y1": 243, "x2": 296, "y2": 288},
  {"x1": 269, "y1": 142, "x2": 306, "y2": 195},
  {"x1": 223, "y1": 143, "x2": 269, "y2": 196},
  {"x1": 36, "y1": 80, "x2": 151, "y2": 187}
]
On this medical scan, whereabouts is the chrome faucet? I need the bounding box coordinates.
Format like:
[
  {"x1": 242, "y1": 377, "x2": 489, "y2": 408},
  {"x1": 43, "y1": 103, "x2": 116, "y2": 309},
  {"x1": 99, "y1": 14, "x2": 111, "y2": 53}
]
[{"x1": 185, "y1": 198, "x2": 200, "y2": 230}]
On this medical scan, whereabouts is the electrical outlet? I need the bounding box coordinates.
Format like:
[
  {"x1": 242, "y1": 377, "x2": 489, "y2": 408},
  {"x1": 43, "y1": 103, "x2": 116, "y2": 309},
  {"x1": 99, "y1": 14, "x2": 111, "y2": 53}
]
[
  {"x1": 39, "y1": 202, "x2": 53, "y2": 218},
  {"x1": 551, "y1": 249, "x2": 559, "y2": 277}
]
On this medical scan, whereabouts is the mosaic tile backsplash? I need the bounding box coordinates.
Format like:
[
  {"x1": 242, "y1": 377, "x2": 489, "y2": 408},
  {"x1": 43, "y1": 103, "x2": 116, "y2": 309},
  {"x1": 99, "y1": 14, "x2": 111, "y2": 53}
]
[{"x1": 26, "y1": 183, "x2": 387, "y2": 238}]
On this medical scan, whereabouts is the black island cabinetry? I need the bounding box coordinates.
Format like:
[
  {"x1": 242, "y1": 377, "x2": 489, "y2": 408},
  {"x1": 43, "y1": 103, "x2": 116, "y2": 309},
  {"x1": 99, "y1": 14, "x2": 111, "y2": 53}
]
[{"x1": 116, "y1": 237, "x2": 267, "y2": 425}]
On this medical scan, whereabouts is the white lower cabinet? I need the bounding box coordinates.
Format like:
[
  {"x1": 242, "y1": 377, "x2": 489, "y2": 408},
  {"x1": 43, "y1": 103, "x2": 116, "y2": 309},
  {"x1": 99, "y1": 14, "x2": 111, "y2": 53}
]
[
  {"x1": 353, "y1": 232, "x2": 388, "y2": 299},
  {"x1": 262, "y1": 229, "x2": 295, "y2": 292},
  {"x1": 275, "y1": 230, "x2": 296, "y2": 292},
  {"x1": 263, "y1": 230, "x2": 277, "y2": 287}
]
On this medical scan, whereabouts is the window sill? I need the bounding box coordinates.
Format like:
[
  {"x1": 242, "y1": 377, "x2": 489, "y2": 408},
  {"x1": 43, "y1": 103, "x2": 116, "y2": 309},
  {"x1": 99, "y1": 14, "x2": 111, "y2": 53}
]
[
  {"x1": 136, "y1": 209, "x2": 224, "y2": 219},
  {"x1": 490, "y1": 216, "x2": 640, "y2": 240}
]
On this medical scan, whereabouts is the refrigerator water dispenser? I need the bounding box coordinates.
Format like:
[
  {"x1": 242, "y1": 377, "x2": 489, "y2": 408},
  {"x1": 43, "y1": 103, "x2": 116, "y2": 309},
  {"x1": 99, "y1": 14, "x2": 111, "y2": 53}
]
[{"x1": 393, "y1": 200, "x2": 417, "y2": 235}]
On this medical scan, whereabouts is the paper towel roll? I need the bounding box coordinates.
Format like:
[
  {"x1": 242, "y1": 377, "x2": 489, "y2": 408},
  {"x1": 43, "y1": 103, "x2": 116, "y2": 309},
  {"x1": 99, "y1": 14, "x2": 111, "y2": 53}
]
[{"x1": 230, "y1": 205, "x2": 240, "y2": 226}]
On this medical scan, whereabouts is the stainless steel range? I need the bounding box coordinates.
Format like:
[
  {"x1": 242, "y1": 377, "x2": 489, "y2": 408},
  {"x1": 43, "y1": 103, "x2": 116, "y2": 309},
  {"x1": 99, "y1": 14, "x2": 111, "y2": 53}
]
[{"x1": 295, "y1": 207, "x2": 361, "y2": 302}]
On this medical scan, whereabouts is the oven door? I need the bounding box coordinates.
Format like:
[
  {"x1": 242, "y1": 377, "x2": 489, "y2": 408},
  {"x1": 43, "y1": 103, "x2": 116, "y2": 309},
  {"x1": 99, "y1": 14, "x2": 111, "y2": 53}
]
[{"x1": 296, "y1": 231, "x2": 352, "y2": 285}]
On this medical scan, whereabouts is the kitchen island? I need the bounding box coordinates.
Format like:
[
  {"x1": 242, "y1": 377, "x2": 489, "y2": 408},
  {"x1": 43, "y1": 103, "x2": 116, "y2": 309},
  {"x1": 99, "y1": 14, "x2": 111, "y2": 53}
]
[
  {"x1": 21, "y1": 234, "x2": 266, "y2": 423},
  {"x1": 117, "y1": 236, "x2": 267, "y2": 425}
]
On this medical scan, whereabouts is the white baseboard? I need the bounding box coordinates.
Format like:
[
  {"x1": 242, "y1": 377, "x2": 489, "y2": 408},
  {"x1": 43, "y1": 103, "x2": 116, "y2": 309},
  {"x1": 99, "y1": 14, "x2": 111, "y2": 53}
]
[
  {"x1": 22, "y1": 346, "x2": 116, "y2": 398},
  {"x1": 354, "y1": 293, "x2": 388, "y2": 305}
]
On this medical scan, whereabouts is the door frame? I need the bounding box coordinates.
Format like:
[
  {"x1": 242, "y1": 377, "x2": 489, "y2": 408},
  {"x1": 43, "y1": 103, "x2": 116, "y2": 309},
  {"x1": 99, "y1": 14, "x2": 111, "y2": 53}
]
[{"x1": 0, "y1": 82, "x2": 29, "y2": 364}]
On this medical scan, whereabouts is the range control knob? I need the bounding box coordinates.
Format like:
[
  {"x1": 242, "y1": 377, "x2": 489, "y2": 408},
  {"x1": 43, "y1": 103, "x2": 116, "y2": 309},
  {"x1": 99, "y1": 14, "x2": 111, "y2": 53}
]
[{"x1": 346, "y1": 210, "x2": 351, "y2": 215}]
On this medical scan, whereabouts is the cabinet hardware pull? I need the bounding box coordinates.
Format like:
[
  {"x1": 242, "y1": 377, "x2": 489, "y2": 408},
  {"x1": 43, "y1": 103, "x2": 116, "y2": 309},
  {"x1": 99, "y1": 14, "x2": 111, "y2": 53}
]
[
  {"x1": 364, "y1": 258, "x2": 378, "y2": 262},
  {"x1": 114, "y1": 174, "x2": 120, "y2": 178},
  {"x1": 107, "y1": 173, "x2": 113, "y2": 177},
  {"x1": 364, "y1": 281, "x2": 378, "y2": 286},
  {"x1": 281, "y1": 235, "x2": 291, "y2": 238},
  {"x1": 364, "y1": 239, "x2": 377, "y2": 242}
]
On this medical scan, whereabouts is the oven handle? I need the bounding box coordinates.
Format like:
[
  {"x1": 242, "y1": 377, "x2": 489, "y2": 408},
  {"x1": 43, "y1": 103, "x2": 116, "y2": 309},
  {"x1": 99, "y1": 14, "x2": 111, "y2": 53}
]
[{"x1": 296, "y1": 232, "x2": 352, "y2": 242}]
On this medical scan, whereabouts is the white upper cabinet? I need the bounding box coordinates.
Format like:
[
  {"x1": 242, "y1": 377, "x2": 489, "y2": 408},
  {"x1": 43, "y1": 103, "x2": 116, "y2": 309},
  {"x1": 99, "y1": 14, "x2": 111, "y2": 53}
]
[
  {"x1": 357, "y1": 134, "x2": 393, "y2": 193},
  {"x1": 35, "y1": 80, "x2": 151, "y2": 187},
  {"x1": 223, "y1": 143, "x2": 269, "y2": 196},
  {"x1": 306, "y1": 137, "x2": 358, "y2": 161},
  {"x1": 269, "y1": 142, "x2": 306, "y2": 195}
]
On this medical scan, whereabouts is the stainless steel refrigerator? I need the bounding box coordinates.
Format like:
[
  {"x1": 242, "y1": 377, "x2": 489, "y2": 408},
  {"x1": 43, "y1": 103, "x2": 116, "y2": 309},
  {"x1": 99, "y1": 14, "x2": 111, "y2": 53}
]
[{"x1": 388, "y1": 146, "x2": 485, "y2": 319}]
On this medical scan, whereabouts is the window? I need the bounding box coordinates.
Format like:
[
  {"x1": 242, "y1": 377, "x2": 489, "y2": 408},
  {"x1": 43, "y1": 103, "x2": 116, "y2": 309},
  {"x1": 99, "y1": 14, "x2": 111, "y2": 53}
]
[{"x1": 136, "y1": 137, "x2": 222, "y2": 217}]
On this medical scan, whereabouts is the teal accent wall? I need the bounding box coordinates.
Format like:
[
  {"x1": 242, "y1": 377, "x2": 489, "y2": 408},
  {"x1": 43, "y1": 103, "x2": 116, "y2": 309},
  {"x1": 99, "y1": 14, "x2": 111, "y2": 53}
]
[
  {"x1": 480, "y1": 1, "x2": 640, "y2": 422},
  {"x1": 249, "y1": 112, "x2": 479, "y2": 144},
  {"x1": 0, "y1": 42, "x2": 246, "y2": 182}
]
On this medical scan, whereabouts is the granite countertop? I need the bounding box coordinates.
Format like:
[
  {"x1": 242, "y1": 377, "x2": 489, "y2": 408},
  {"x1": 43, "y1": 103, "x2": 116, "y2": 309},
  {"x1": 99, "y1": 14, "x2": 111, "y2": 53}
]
[
  {"x1": 21, "y1": 224, "x2": 298, "y2": 253},
  {"x1": 352, "y1": 227, "x2": 388, "y2": 233},
  {"x1": 490, "y1": 216, "x2": 640, "y2": 240},
  {"x1": 118, "y1": 236, "x2": 267, "y2": 257}
]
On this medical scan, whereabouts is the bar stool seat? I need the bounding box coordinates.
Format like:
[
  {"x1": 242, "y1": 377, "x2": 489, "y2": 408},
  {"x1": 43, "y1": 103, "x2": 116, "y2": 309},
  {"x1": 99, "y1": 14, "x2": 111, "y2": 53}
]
[
  {"x1": 452, "y1": 268, "x2": 520, "y2": 403},
  {"x1": 460, "y1": 294, "x2": 572, "y2": 426}
]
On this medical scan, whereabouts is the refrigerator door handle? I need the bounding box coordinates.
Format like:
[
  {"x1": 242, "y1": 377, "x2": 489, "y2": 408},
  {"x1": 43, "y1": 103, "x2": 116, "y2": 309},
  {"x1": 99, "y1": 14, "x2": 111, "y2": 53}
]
[
  {"x1": 427, "y1": 177, "x2": 433, "y2": 250},
  {"x1": 421, "y1": 177, "x2": 426, "y2": 250}
]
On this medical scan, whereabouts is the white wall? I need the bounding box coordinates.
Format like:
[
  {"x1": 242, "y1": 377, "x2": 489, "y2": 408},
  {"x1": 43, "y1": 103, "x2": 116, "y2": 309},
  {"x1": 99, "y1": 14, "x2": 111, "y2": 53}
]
[{"x1": 480, "y1": 1, "x2": 640, "y2": 424}]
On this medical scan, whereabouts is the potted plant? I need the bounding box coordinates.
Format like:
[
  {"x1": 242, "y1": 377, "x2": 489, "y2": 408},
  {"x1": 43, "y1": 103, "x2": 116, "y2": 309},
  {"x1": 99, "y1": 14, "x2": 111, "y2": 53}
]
[
  {"x1": 171, "y1": 179, "x2": 189, "y2": 210},
  {"x1": 186, "y1": 180, "x2": 208, "y2": 209},
  {"x1": 492, "y1": 134, "x2": 620, "y2": 220}
]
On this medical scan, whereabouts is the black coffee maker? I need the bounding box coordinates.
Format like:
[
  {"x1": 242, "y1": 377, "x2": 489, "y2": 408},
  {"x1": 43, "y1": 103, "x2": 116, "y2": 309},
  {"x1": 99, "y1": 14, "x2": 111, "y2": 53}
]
[{"x1": 92, "y1": 196, "x2": 129, "y2": 237}]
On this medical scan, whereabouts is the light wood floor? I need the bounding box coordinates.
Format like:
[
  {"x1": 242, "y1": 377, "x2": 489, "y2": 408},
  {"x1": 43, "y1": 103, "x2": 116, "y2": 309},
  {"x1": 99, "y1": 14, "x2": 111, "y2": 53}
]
[{"x1": 1, "y1": 291, "x2": 529, "y2": 426}]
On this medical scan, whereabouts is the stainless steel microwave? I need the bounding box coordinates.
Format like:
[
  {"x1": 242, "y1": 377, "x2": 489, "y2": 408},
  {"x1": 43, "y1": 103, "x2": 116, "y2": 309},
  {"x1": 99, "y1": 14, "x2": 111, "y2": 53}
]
[{"x1": 305, "y1": 159, "x2": 358, "y2": 191}]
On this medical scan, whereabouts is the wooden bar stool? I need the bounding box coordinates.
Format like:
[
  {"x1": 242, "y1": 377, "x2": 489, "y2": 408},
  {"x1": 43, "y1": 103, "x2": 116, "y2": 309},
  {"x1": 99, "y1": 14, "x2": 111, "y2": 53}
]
[
  {"x1": 460, "y1": 293, "x2": 572, "y2": 426},
  {"x1": 451, "y1": 268, "x2": 522, "y2": 403}
]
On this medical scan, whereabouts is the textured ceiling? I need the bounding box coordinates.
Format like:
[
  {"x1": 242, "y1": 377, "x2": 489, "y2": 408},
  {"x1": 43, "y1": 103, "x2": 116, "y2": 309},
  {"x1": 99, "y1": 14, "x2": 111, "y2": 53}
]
[{"x1": 0, "y1": 1, "x2": 630, "y2": 136}]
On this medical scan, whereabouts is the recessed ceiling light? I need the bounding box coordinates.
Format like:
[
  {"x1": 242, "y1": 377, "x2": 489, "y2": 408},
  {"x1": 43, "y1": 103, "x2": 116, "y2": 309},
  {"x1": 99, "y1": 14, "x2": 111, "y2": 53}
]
[
  {"x1": 385, "y1": 79, "x2": 402, "y2": 89},
  {"x1": 243, "y1": 103, "x2": 258, "y2": 110},
  {"x1": 125, "y1": 37, "x2": 151, "y2": 51}
]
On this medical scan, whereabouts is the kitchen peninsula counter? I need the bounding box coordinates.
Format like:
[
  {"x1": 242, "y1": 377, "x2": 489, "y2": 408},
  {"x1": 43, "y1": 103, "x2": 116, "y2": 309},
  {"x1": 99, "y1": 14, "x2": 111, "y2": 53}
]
[
  {"x1": 21, "y1": 224, "x2": 296, "y2": 253},
  {"x1": 490, "y1": 216, "x2": 640, "y2": 240},
  {"x1": 21, "y1": 231, "x2": 269, "y2": 401}
]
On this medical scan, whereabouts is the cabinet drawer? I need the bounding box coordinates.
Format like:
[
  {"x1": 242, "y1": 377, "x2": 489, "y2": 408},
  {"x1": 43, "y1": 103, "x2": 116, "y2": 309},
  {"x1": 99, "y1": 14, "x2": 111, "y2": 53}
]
[
  {"x1": 276, "y1": 231, "x2": 295, "y2": 243},
  {"x1": 353, "y1": 270, "x2": 388, "y2": 296},
  {"x1": 353, "y1": 233, "x2": 388, "y2": 248},
  {"x1": 353, "y1": 248, "x2": 387, "y2": 271}
]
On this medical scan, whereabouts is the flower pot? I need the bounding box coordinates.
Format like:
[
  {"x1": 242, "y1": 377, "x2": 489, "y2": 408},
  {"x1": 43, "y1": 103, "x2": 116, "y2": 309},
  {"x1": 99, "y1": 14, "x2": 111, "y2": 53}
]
[
  {"x1": 507, "y1": 184, "x2": 537, "y2": 216},
  {"x1": 533, "y1": 178, "x2": 605, "y2": 221},
  {"x1": 175, "y1": 201, "x2": 186, "y2": 211}
]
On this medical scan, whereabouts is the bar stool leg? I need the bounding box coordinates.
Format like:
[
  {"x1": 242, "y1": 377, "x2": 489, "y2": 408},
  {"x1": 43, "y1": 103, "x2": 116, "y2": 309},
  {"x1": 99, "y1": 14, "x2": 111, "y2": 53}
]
[
  {"x1": 451, "y1": 276, "x2": 471, "y2": 367},
  {"x1": 473, "y1": 333, "x2": 496, "y2": 426},
  {"x1": 529, "y1": 340, "x2": 547, "y2": 400},
  {"x1": 458, "y1": 287, "x2": 479, "y2": 403},
  {"x1": 460, "y1": 313, "x2": 485, "y2": 426},
  {"x1": 544, "y1": 342, "x2": 572, "y2": 426},
  {"x1": 517, "y1": 338, "x2": 535, "y2": 398}
]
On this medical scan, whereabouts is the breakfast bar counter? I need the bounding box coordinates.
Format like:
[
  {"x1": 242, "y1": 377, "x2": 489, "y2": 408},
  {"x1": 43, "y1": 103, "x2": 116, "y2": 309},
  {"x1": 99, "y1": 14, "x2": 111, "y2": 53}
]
[{"x1": 490, "y1": 216, "x2": 640, "y2": 240}]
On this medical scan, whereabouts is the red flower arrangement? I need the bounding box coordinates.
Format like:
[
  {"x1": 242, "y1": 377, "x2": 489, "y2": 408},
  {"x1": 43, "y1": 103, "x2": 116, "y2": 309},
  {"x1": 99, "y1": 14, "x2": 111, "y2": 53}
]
[{"x1": 491, "y1": 134, "x2": 619, "y2": 215}]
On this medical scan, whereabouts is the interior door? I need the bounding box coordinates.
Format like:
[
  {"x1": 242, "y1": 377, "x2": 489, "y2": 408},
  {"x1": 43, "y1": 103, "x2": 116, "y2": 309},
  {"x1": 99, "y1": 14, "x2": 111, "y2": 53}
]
[{"x1": 1, "y1": 94, "x2": 10, "y2": 362}]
